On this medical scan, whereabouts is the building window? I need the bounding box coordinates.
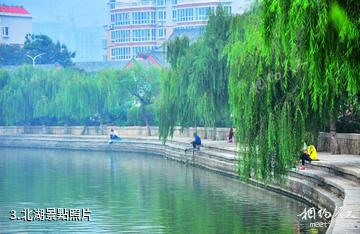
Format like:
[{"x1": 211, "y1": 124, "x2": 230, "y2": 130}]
[
  {"x1": 109, "y1": 0, "x2": 116, "y2": 9},
  {"x1": 172, "y1": 0, "x2": 178, "y2": 5},
  {"x1": 156, "y1": 0, "x2": 165, "y2": 6},
  {"x1": 111, "y1": 47, "x2": 131, "y2": 60},
  {"x1": 158, "y1": 28, "x2": 166, "y2": 38},
  {"x1": 2, "y1": 27, "x2": 9, "y2": 37},
  {"x1": 133, "y1": 46, "x2": 154, "y2": 56},
  {"x1": 158, "y1": 11, "x2": 166, "y2": 21},
  {"x1": 195, "y1": 7, "x2": 210, "y2": 21},
  {"x1": 176, "y1": 25, "x2": 205, "y2": 30},
  {"x1": 151, "y1": 12, "x2": 156, "y2": 24},
  {"x1": 178, "y1": 8, "x2": 194, "y2": 22},
  {"x1": 224, "y1": 6, "x2": 232, "y2": 14},
  {"x1": 151, "y1": 29, "x2": 156, "y2": 41},
  {"x1": 132, "y1": 11, "x2": 155, "y2": 25},
  {"x1": 111, "y1": 13, "x2": 130, "y2": 26},
  {"x1": 132, "y1": 29, "x2": 156, "y2": 42},
  {"x1": 172, "y1": 10, "x2": 177, "y2": 21},
  {"x1": 111, "y1": 30, "x2": 130, "y2": 43}
]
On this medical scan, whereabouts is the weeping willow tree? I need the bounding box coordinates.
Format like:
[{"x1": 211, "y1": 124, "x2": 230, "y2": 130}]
[
  {"x1": 121, "y1": 62, "x2": 162, "y2": 135},
  {"x1": 225, "y1": 10, "x2": 301, "y2": 181},
  {"x1": 0, "y1": 66, "x2": 43, "y2": 125},
  {"x1": 226, "y1": 1, "x2": 359, "y2": 181},
  {"x1": 53, "y1": 70, "x2": 99, "y2": 125},
  {"x1": 263, "y1": 0, "x2": 360, "y2": 133},
  {"x1": 159, "y1": 7, "x2": 232, "y2": 141},
  {"x1": 95, "y1": 70, "x2": 130, "y2": 125},
  {"x1": 0, "y1": 66, "x2": 137, "y2": 126},
  {"x1": 158, "y1": 37, "x2": 190, "y2": 141},
  {"x1": 191, "y1": 8, "x2": 232, "y2": 138}
]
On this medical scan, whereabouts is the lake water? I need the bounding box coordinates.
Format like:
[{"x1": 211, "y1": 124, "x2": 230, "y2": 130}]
[{"x1": 0, "y1": 148, "x2": 327, "y2": 233}]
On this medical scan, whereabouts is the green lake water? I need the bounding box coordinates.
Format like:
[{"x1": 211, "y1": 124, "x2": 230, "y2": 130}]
[{"x1": 0, "y1": 147, "x2": 327, "y2": 233}]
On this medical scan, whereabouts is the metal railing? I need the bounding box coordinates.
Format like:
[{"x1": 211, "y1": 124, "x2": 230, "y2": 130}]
[{"x1": 115, "y1": 0, "x2": 156, "y2": 8}]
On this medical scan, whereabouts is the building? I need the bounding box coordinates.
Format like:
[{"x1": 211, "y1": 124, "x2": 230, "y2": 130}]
[
  {"x1": 0, "y1": 5, "x2": 32, "y2": 45},
  {"x1": 106, "y1": 0, "x2": 251, "y2": 61}
]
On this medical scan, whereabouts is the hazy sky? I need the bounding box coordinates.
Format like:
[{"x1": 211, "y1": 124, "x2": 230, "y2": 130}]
[
  {"x1": 1, "y1": 0, "x2": 253, "y2": 25},
  {"x1": 1, "y1": 0, "x2": 107, "y2": 26}
]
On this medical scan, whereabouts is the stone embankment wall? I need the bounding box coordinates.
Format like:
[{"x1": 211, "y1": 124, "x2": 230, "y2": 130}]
[
  {"x1": 1, "y1": 126, "x2": 359, "y2": 155},
  {"x1": 0, "y1": 126, "x2": 230, "y2": 141},
  {"x1": 318, "y1": 132, "x2": 360, "y2": 155}
]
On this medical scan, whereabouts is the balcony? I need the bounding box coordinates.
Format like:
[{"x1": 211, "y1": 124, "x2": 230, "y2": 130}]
[{"x1": 115, "y1": 0, "x2": 156, "y2": 9}]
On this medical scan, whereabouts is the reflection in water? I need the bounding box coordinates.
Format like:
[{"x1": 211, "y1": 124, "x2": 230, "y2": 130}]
[{"x1": 0, "y1": 148, "x2": 327, "y2": 233}]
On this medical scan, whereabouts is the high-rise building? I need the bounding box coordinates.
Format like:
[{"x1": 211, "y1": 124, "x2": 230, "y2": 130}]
[
  {"x1": 106, "y1": 0, "x2": 251, "y2": 61},
  {"x1": 0, "y1": 5, "x2": 32, "y2": 45}
]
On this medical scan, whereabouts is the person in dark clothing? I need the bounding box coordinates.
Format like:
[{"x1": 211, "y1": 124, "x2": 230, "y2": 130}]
[
  {"x1": 228, "y1": 128, "x2": 234, "y2": 143},
  {"x1": 191, "y1": 133, "x2": 202, "y2": 149},
  {"x1": 300, "y1": 149, "x2": 312, "y2": 170},
  {"x1": 108, "y1": 129, "x2": 121, "y2": 144}
]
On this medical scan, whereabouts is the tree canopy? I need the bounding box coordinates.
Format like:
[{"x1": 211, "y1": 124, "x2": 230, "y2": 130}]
[
  {"x1": 121, "y1": 63, "x2": 162, "y2": 133},
  {"x1": 159, "y1": 7, "x2": 232, "y2": 141},
  {"x1": 0, "y1": 64, "x2": 161, "y2": 126},
  {"x1": 225, "y1": 1, "x2": 360, "y2": 181},
  {"x1": 159, "y1": 1, "x2": 359, "y2": 181},
  {"x1": 0, "y1": 34, "x2": 75, "y2": 67}
]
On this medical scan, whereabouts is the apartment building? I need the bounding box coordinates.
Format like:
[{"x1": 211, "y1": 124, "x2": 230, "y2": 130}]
[
  {"x1": 0, "y1": 5, "x2": 32, "y2": 45},
  {"x1": 106, "y1": 0, "x2": 249, "y2": 61}
]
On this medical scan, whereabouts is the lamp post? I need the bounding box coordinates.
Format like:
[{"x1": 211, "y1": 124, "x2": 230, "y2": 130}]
[{"x1": 26, "y1": 53, "x2": 45, "y2": 67}]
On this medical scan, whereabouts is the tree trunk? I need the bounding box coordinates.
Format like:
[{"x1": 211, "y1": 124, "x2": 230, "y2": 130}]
[
  {"x1": 140, "y1": 104, "x2": 151, "y2": 136},
  {"x1": 81, "y1": 125, "x2": 88, "y2": 135},
  {"x1": 204, "y1": 126, "x2": 208, "y2": 139},
  {"x1": 145, "y1": 121, "x2": 151, "y2": 136},
  {"x1": 330, "y1": 122, "x2": 340, "y2": 154},
  {"x1": 212, "y1": 126, "x2": 216, "y2": 141},
  {"x1": 23, "y1": 123, "x2": 29, "y2": 134},
  {"x1": 41, "y1": 123, "x2": 47, "y2": 134},
  {"x1": 64, "y1": 120, "x2": 69, "y2": 134},
  {"x1": 98, "y1": 117, "x2": 105, "y2": 135}
]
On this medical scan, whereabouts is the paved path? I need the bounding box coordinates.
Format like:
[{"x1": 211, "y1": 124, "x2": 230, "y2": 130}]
[{"x1": 316, "y1": 153, "x2": 360, "y2": 179}]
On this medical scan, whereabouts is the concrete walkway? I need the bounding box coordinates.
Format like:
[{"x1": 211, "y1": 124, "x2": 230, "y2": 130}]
[
  {"x1": 310, "y1": 153, "x2": 360, "y2": 233},
  {"x1": 316, "y1": 153, "x2": 360, "y2": 180}
]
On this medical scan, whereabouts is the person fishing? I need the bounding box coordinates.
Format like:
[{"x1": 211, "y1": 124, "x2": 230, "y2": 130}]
[
  {"x1": 184, "y1": 133, "x2": 202, "y2": 154},
  {"x1": 191, "y1": 132, "x2": 202, "y2": 149}
]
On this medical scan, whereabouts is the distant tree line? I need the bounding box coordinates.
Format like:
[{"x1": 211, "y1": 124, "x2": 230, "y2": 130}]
[
  {"x1": 0, "y1": 34, "x2": 75, "y2": 67},
  {"x1": 0, "y1": 63, "x2": 161, "y2": 128}
]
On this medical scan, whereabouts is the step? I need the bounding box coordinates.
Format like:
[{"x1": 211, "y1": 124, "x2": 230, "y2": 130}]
[
  {"x1": 167, "y1": 138, "x2": 237, "y2": 155},
  {"x1": 290, "y1": 168, "x2": 359, "y2": 199},
  {"x1": 309, "y1": 161, "x2": 360, "y2": 184},
  {"x1": 287, "y1": 176, "x2": 343, "y2": 212}
]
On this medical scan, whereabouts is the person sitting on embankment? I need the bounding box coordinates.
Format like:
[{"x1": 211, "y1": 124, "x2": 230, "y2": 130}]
[
  {"x1": 299, "y1": 145, "x2": 319, "y2": 170},
  {"x1": 185, "y1": 132, "x2": 202, "y2": 152},
  {"x1": 108, "y1": 129, "x2": 121, "y2": 144},
  {"x1": 300, "y1": 149, "x2": 312, "y2": 170}
]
